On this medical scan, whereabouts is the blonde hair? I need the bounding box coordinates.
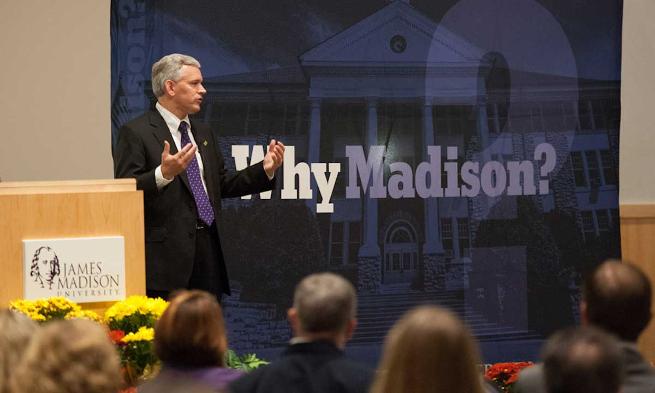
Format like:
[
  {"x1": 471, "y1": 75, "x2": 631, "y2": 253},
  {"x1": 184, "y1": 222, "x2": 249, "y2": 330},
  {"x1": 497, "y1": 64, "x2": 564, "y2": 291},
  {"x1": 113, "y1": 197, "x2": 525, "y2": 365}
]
[
  {"x1": 11, "y1": 319, "x2": 121, "y2": 393},
  {"x1": 370, "y1": 306, "x2": 484, "y2": 393},
  {"x1": 0, "y1": 310, "x2": 37, "y2": 393}
]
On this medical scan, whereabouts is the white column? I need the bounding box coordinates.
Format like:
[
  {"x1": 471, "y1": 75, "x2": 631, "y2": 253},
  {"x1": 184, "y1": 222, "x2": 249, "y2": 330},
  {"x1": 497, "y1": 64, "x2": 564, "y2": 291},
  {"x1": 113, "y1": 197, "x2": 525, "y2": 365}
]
[
  {"x1": 422, "y1": 99, "x2": 443, "y2": 254},
  {"x1": 359, "y1": 98, "x2": 380, "y2": 257}
]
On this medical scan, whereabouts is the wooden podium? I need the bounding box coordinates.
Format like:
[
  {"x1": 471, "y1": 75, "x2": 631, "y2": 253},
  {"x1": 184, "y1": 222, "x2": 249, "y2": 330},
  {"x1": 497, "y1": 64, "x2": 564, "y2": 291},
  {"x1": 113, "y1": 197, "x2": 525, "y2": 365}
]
[{"x1": 0, "y1": 179, "x2": 145, "y2": 311}]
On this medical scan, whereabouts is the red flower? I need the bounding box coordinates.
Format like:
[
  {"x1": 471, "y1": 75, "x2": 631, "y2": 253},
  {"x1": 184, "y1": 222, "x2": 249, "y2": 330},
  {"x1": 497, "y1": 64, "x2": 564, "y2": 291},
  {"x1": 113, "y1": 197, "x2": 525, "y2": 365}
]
[
  {"x1": 109, "y1": 329, "x2": 126, "y2": 345},
  {"x1": 485, "y1": 361, "x2": 534, "y2": 390}
]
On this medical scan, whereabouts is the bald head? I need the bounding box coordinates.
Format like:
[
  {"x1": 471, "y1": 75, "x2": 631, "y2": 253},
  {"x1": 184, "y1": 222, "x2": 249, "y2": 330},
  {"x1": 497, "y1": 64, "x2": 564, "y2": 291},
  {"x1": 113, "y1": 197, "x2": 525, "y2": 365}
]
[{"x1": 582, "y1": 260, "x2": 652, "y2": 341}]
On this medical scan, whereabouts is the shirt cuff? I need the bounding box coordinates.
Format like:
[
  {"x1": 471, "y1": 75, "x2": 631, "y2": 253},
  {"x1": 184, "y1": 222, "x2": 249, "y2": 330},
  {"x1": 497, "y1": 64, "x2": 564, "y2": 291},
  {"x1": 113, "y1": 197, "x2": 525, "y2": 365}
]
[{"x1": 155, "y1": 165, "x2": 174, "y2": 189}]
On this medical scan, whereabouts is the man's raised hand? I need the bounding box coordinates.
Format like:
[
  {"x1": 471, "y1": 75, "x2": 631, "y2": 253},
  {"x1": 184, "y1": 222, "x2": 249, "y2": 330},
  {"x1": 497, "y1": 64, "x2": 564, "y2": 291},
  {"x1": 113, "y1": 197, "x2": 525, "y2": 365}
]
[
  {"x1": 263, "y1": 139, "x2": 285, "y2": 177},
  {"x1": 161, "y1": 140, "x2": 197, "y2": 180}
]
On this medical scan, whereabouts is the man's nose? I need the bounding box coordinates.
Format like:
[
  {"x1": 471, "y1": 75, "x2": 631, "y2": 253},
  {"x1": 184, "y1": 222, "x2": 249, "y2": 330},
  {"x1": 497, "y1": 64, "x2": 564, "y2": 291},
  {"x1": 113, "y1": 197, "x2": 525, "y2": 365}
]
[{"x1": 198, "y1": 84, "x2": 207, "y2": 95}]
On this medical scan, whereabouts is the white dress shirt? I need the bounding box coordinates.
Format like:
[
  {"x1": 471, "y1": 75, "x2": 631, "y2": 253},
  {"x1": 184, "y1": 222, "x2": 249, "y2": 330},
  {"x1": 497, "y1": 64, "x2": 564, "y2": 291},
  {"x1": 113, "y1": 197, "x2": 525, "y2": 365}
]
[{"x1": 154, "y1": 102, "x2": 208, "y2": 192}]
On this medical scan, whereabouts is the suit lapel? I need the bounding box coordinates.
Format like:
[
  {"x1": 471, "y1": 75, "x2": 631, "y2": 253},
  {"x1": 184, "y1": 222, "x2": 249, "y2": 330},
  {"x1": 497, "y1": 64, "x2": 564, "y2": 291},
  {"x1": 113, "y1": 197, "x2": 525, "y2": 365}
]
[{"x1": 148, "y1": 110, "x2": 192, "y2": 193}]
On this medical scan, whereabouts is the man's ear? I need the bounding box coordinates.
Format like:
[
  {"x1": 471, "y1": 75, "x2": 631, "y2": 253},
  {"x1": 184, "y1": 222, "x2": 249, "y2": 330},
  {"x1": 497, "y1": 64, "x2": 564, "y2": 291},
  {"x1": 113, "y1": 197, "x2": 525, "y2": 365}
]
[
  {"x1": 580, "y1": 300, "x2": 589, "y2": 325},
  {"x1": 287, "y1": 308, "x2": 299, "y2": 334},
  {"x1": 164, "y1": 79, "x2": 176, "y2": 96},
  {"x1": 344, "y1": 319, "x2": 357, "y2": 341}
]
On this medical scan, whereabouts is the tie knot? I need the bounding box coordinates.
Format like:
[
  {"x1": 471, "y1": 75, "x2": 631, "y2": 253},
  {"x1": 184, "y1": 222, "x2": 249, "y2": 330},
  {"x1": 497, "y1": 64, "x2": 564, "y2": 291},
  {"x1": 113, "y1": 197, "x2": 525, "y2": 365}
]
[{"x1": 178, "y1": 121, "x2": 189, "y2": 133}]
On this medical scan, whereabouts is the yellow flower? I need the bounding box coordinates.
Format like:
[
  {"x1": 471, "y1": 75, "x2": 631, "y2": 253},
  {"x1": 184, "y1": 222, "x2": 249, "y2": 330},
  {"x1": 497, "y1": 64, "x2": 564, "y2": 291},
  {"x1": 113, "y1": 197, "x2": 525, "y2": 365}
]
[
  {"x1": 104, "y1": 296, "x2": 168, "y2": 322},
  {"x1": 65, "y1": 309, "x2": 102, "y2": 322},
  {"x1": 105, "y1": 298, "x2": 139, "y2": 321},
  {"x1": 9, "y1": 297, "x2": 82, "y2": 322},
  {"x1": 49, "y1": 297, "x2": 80, "y2": 312},
  {"x1": 121, "y1": 326, "x2": 155, "y2": 343},
  {"x1": 26, "y1": 311, "x2": 46, "y2": 322},
  {"x1": 147, "y1": 297, "x2": 168, "y2": 318}
]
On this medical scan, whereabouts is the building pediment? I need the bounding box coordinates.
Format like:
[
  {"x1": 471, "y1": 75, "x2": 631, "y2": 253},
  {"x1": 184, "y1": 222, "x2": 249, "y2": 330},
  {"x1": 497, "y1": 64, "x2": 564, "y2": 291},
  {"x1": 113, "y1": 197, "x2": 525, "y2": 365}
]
[{"x1": 300, "y1": 1, "x2": 484, "y2": 67}]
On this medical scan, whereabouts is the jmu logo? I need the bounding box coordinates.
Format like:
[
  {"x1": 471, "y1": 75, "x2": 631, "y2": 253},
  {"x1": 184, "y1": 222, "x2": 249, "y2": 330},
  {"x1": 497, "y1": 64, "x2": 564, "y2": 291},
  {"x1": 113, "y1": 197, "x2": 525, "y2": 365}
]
[{"x1": 30, "y1": 246, "x2": 61, "y2": 290}]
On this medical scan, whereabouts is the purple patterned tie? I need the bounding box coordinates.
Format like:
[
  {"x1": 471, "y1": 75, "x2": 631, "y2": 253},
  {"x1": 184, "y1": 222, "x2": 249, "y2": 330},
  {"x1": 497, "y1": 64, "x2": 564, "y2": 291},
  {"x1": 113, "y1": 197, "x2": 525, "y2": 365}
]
[{"x1": 179, "y1": 121, "x2": 215, "y2": 226}]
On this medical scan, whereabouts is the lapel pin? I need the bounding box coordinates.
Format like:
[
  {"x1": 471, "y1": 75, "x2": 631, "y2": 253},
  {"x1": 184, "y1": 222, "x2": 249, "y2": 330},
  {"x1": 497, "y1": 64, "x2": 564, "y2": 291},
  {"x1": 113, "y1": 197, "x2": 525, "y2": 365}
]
[{"x1": 203, "y1": 140, "x2": 208, "y2": 146}]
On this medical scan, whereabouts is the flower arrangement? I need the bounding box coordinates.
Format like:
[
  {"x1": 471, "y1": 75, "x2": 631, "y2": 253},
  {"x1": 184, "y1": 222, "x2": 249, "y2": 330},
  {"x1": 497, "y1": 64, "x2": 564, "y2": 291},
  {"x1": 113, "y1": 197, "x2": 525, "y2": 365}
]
[
  {"x1": 104, "y1": 296, "x2": 168, "y2": 385},
  {"x1": 9, "y1": 297, "x2": 101, "y2": 322},
  {"x1": 104, "y1": 295, "x2": 168, "y2": 332},
  {"x1": 9, "y1": 295, "x2": 270, "y2": 389},
  {"x1": 484, "y1": 361, "x2": 534, "y2": 392}
]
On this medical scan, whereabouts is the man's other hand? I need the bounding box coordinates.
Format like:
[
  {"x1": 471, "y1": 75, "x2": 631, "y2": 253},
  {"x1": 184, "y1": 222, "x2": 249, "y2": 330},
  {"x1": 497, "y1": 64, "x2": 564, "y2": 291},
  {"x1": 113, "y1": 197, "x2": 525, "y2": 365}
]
[
  {"x1": 161, "y1": 140, "x2": 197, "y2": 180},
  {"x1": 263, "y1": 139, "x2": 285, "y2": 177}
]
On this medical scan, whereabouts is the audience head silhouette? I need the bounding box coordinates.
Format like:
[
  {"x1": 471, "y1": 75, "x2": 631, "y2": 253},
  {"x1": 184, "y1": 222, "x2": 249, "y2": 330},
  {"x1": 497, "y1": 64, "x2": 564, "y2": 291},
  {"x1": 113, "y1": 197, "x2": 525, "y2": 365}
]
[
  {"x1": 155, "y1": 289, "x2": 228, "y2": 368},
  {"x1": 370, "y1": 305, "x2": 484, "y2": 393},
  {"x1": 582, "y1": 259, "x2": 652, "y2": 341},
  {"x1": 288, "y1": 272, "x2": 357, "y2": 348},
  {"x1": 11, "y1": 319, "x2": 121, "y2": 393},
  {"x1": 543, "y1": 326, "x2": 623, "y2": 393},
  {"x1": 0, "y1": 309, "x2": 37, "y2": 393}
]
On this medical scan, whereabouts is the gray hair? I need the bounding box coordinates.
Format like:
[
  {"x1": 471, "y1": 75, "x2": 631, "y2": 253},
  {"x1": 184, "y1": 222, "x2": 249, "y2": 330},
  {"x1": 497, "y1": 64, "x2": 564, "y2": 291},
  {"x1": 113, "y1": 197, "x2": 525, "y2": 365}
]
[
  {"x1": 293, "y1": 273, "x2": 357, "y2": 334},
  {"x1": 151, "y1": 53, "x2": 201, "y2": 97}
]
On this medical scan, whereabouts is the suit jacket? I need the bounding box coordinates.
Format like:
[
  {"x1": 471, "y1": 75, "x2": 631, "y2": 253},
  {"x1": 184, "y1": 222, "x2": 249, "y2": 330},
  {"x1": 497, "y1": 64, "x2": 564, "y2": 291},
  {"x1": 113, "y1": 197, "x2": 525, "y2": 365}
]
[
  {"x1": 113, "y1": 109, "x2": 274, "y2": 294},
  {"x1": 228, "y1": 341, "x2": 373, "y2": 393},
  {"x1": 513, "y1": 341, "x2": 655, "y2": 393}
]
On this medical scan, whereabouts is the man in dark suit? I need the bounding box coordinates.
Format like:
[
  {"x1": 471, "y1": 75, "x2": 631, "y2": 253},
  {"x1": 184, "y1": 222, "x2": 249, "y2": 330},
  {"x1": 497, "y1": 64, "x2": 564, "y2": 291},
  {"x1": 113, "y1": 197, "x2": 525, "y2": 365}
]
[
  {"x1": 229, "y1": 273, "x2": 373, "y2": 393},
  {"x1": 514, "y1": 260, "x2": 655, "y2": 393},
  {"x1": 113, "y1": 53, "x2": 284, "y2": 300}
]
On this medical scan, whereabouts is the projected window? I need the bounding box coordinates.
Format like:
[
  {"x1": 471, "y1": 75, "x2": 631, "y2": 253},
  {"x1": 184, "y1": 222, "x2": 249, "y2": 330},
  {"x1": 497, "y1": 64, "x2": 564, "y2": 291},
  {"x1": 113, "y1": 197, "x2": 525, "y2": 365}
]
[
  {"x1": 596, "y1": 210, "x2": 609, "y2": 233},
  {"x1": 329, "y1": 221, "x2": 361, "y2": 266},
  {"x1": 571, "y1": 151, "x2": 587, "y2": 187},
  {"x1": 581, "y1": 211, "x2": 595, "y2": 239},
  {"x1": 329, "y1": 222, "x2": 344, "y2": 265},
  {"x1": 458, "y1": 218, "x2": 470, "y2": 258},
  {"x1": 441, "y1": 219, "x2": 453, "y2": 259},
  {"x1": 585, "y1": 151, "x2": 601, "y2": 187},
  {"x1": 571, "y1": 149, "x2": 617, "y2": 189}
]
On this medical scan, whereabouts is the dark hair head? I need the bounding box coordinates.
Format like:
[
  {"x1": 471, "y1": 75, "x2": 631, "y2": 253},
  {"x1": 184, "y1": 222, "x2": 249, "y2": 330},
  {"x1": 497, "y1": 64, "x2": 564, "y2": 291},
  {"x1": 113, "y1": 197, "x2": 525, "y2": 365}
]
[
  {"x1": 543, "y1": 326, "x2": 623, "y2": 393},
  {"x1": 582, "y1": 260, "x2": 652, "y2": 341},
  {"x1": 155, "y1": 290, "x2": 227, "y2": 368}
]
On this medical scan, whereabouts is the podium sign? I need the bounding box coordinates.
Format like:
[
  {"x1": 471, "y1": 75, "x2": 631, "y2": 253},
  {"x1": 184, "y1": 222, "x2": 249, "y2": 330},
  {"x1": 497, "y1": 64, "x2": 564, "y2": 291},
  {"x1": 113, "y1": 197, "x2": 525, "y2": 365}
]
[{"x1": 23, "y1": 236, "x2": 126, "y2": 302}]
